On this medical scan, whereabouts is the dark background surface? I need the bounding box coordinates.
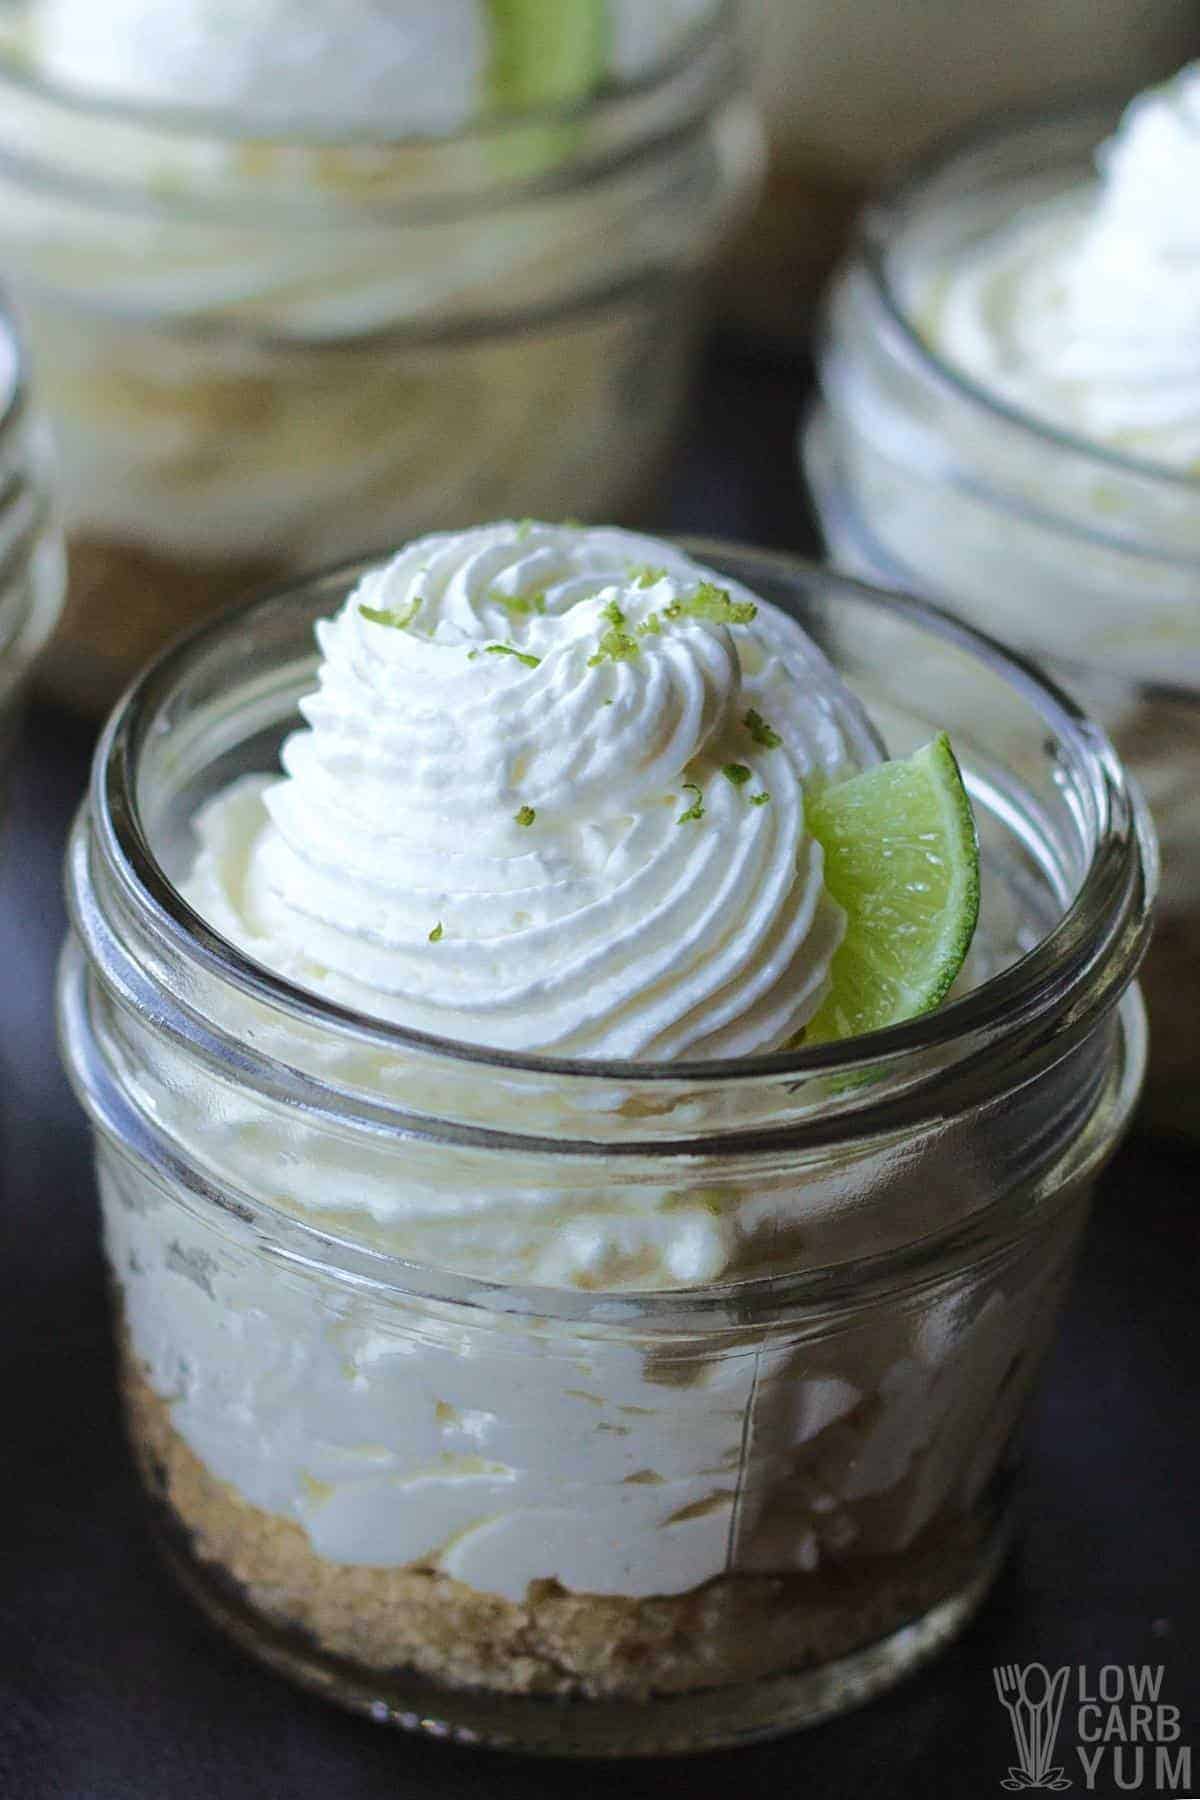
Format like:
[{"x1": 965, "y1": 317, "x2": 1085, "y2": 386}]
[{"x1": 0, "y1": 340, "x2": 1196, "y2": 1800}]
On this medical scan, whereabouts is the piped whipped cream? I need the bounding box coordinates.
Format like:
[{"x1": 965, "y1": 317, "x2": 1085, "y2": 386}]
[
  {"x1": 924, "y1": 62, "x2": 1200, "y2": 471},
  {"x1": 185, "y1": 523, "x2": 880, "y2": 1059}
]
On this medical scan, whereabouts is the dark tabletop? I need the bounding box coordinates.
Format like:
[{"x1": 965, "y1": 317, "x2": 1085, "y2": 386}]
[{"x1": 0, "y1": 339, "x2": 1196, "y2": 1800}]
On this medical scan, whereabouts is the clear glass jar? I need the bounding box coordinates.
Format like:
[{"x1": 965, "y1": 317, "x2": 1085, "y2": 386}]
[
  {"x1": 731, "y1": 4, "x2": 1199, "y2": 338},
  {"x1": 0, "y1": 289, "x2": 65, "y2": 778},
  {"x1": 58, "y1": 547, "x2": 1152, "y2": 1755},
  {"x1": 803, "y1": 100, "x2": 1199, "y2": 1142},
  {"x1": 0, "y1": 3, "x2": 759, "y2": 714}
]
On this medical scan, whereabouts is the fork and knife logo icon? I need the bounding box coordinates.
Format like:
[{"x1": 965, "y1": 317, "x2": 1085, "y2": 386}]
[{"x1": 994, "y1": 1663, "x2": 1073, "y2": 1790}]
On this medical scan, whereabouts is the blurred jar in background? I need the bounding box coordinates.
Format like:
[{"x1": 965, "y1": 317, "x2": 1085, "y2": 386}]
[
  {"x1": 731, "y1": 0, "x2": 1200, "y2": 341},
  {"x1": 0, "y1": 292, "x2": 65, "y2": 780},
  {"x1": 802, "y1": 84, "x2": 1200, "y2": 1138},
  {"x1": 0, "y1": 0, "x2": 758, "y2": 712}
]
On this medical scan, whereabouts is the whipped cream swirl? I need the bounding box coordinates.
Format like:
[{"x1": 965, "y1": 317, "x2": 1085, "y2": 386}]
[
  {"x1": 185, "y1": 524, "x2": 879, "y2": 1059},
  {"x1": 925, "y1": 62, "x2": 1200, "y2": 470}
]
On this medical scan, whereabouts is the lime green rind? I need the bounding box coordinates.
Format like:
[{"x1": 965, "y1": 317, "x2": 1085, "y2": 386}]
[
  {"x1": 803, "y1": 732, "x2": 981, "y2": 1046},
  {"x1": 485, "y1": 1, "x2": 608, "y2": 114},
  {"x1": 482, "y1": 1, "x2": 607, "y2": 183}
]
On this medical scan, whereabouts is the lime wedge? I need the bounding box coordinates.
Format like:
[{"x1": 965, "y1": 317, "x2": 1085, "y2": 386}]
[
  {"x1": 486, "y1": 2, "x2": 608, "y2": 113},
  {"x1": 804, "y1": 732, "x2": 981, "y2": 1045}
]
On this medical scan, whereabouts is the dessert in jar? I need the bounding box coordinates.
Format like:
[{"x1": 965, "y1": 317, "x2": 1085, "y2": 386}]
[
  {"x1": 59, "y1": 524, "x2": 1152, "y2": 1753},
  {"x1": 0, "y1": 291, "x2": 65, "y2": 781},
  {"x1": 731, "y1": 0, "x2": 1199, "y2": 340},
  {"x1": 805, "y1": 63, "x2": 1200, "y2": 1140},
  {"x1": 0, "y1": 0, "x2": 755, "y2": 713}
]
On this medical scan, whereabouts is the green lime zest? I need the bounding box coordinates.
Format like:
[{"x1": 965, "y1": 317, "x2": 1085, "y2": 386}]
[
  {"x1": 677, "y1": 783, "x2": 705, "y2": 825},
  {"x1": 723, "y1": 763, "x2": 752, "y2": 788},
  {"x1": 601, "y1": 599, "x2": 627, "y2": 627},
  {"x1": 515, "y1": 805, "x2": 536, "y2": 827},
  {"x1": 493, "y1": 587, "x2": 547, "y2": 619},
  {"x1": 588, "y1": 625, "x2": 640, "y2": 667},
  {"x1": 663, "y1": 582, "x2": 757, "y2": 627},
  {"x1": 486, "y1": 642, "x2": 541, "y2": 669},
  {"x1": 744, "y1": 708, "x2": 782, "y2": 749},
  {"x1": 803, "y1": 732, "x2": 981, "y2": 1045},
  {"x1": 630, "y1": 564, "x2": 667, "y2": 589},
  {"x1": 428, "y1": 922, "x2": 444, "y2": 943},
  {"x1": 750, "y1": 792, "x2": 771, "y2": 807},
  {"x1": 515, "y1": 518, "x2": 535, "y2": 540},
  {"x1": 360, "y1": 595, "x2": 422, "y2": 631},
  {"x1": 637, "y1": 613, "x2": 662, "y2": 637}
]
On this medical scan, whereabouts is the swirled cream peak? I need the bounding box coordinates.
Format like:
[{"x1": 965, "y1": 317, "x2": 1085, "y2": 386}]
[
  {"x1": 184, "y1": 523, "x2": 880, "y2": 1059},
  {"x1": 923, "y1": 62, "x2": 1200, "y2": 470}
]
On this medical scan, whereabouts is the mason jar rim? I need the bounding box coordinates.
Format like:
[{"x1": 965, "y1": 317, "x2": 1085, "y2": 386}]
[
  {"x1": 855, "y1": 88, "x2": 1200, "y2": 500},
  {"x1": 87, "y1": 539, "x2": 1154, "y2": 1096},
  {"x1": 0, "y1": 0, "x2": 737, "y2": 184}
]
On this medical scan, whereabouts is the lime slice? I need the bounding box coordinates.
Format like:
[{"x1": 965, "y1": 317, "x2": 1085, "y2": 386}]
[
  {"x1": 486, "y1": 2, "x2": 608, "y2": 113},
  {"x1": 484, "y1": 2, "x2": 607, "y2": 181},
  {"x1": 804, "y1": 732, "x2": 981, "y2": 1045}
]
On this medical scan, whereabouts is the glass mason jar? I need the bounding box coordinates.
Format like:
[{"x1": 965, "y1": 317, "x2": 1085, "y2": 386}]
[
  {"x1": 803, "y1": 100, "x2": 1199, "y2": 1142},
  {"x1": 0, "y1": 2, "x2": 759, "y2": 715},
  {"x1": 730, "y1": 3, "x2": 1199, "y2": 339},
  {"x1": 0, "y1": 288, "x2": 65, "y2": 782},
  {"x1": 59, "y1": 547, "x2": 1152, "y2": 1755}
]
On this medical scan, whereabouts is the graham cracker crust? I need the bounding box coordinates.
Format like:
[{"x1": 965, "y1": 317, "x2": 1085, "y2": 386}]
[{"x1": 121, "y1": 1341, "x2": 987, "y2": 1703}]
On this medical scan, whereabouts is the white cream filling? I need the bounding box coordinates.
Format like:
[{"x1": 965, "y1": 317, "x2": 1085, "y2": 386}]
[{"x1": 106, "y1": 1152, "x2": 1064, "y2": 1601}]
